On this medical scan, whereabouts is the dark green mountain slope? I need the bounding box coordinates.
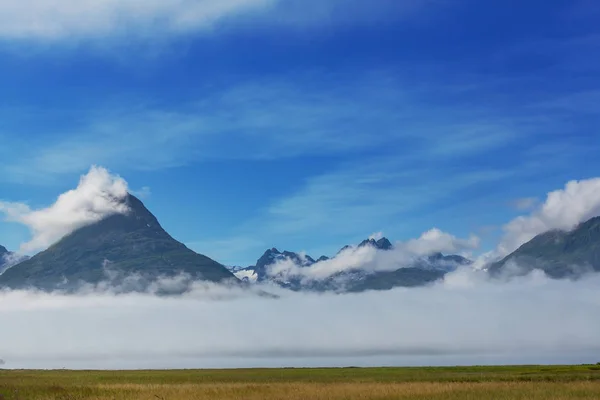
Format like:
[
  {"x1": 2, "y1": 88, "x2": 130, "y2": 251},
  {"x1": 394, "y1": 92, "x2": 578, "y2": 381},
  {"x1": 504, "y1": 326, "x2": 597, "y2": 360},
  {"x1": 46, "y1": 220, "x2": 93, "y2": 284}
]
[
  {"x1": 0, "y1": 194, "x2": 237, "y2": 291},
  {"x1": 489, "y1": 216, "x2": 600, "y2": 278}
]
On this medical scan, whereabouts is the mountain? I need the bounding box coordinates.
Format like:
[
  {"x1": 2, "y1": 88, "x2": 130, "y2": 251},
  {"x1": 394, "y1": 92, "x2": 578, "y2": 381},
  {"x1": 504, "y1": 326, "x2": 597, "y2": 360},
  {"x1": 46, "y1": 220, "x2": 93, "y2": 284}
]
[
  {"x1": 0, "y1": 194, "x2": 237, "y2": 292},
  {"x1": 489, "y1": 216, "x2": 600, "y2": 278},
  {"x1": 358, "y1": 237, "x2": 393, "y2": 250},
  {"x1": 253, "y1": 248, "x2": 315, "y2": 282},
  {"x1": 421, "y1": 252, "x2": 472, "y2": 272},
  {"x1": 234, "y1": 236, "x2": 470, "y2": 292},
  {"x1": 341, "y1": 268, "x2": 446, "y2": 292}
]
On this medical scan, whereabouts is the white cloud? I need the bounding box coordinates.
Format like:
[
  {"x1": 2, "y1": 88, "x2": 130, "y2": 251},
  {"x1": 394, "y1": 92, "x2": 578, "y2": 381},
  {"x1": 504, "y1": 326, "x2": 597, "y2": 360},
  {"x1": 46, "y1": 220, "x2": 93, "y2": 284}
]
[
  {"x1": 403, "y1": 228, "x2": 480, "y2": 256},
  {"x1": 0, "y1": 166, "x2": 130, "y2": 253},
  {"x1": 268, "y1": 228, "x2": 479, "y2": 280},
  {"x1": 0, "y1": 0, "x2": 274, "y2": 40},
  {"x1": 1, "y1": 271, "x2": 599, "y2": 369},
  {"x1": 497, "y1": 178, "x2": 600, "y2": 256},
  {"x1": 233, "y1": 269, "x2": 259, "y2": 283}
]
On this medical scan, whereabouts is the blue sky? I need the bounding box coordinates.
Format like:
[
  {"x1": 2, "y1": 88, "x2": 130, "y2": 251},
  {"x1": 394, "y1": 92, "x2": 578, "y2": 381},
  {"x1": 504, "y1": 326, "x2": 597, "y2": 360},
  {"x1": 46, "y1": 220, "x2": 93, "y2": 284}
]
[{"x1": 0, "y1": 0, "x2": 599, "y2": 266}]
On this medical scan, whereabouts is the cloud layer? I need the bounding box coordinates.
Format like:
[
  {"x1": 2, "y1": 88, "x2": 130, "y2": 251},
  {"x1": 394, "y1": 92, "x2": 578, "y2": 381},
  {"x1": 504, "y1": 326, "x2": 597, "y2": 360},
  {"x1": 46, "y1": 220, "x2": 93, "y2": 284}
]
[
  {"x1": 1, "y1": 269, "x2": 600, "y2": 369},
  {"x1": 0, "y1": 166, "x2": 129, "y2": 253}
]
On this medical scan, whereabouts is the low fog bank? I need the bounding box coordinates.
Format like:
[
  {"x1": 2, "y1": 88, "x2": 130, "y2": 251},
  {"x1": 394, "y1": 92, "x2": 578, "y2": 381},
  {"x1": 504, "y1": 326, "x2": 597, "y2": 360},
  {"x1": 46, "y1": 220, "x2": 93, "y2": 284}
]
[{"x1": 1, "y1": 268, "x2": 600, "y2": 370}]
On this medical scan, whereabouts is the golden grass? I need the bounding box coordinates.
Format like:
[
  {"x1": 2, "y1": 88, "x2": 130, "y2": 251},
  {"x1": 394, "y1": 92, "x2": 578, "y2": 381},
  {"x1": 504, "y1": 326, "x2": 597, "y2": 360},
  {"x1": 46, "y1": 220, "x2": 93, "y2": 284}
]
[
  {"x1": 89, "y1": 382, "x2": 600, "y2": 400},
  {"x1": 1, "y1": 366, "x2": 600, "y2": 399}
]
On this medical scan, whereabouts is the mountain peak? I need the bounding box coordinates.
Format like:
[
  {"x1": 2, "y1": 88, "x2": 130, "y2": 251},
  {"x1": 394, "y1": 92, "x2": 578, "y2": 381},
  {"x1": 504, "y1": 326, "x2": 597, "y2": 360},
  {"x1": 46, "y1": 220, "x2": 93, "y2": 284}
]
[
  {"x1": 358, "y1": 237, "x2": 393, "y2": 250},
  {"x1": 358, "y1": 238, "x2": 377, "y2": 248},
  {"x1": 489, "y1": 214, "x2": 600, "y2": 278},
  {"x1": 0, "y1": 194, "x2": 236, "y2": 292},
  {"x1": 376, "y1": 237, "x2": 393, "y2": 250}
]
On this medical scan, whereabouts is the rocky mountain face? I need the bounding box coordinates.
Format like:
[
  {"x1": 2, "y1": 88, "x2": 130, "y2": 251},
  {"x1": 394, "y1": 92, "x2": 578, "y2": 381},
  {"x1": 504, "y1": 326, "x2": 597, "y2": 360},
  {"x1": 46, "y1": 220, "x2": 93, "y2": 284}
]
[
  {"x1": 232, "y1": 237, "x2": 472, "y2": 292},
  {"x1": 489, "y1": 216, "x2": 600, "y2": 278},
  {"x1": 358, "y1": 237, "x2": 393, "y2": 250},
  {"x1": 0, "y1": 194, "x2": 237, "y2": 292}
]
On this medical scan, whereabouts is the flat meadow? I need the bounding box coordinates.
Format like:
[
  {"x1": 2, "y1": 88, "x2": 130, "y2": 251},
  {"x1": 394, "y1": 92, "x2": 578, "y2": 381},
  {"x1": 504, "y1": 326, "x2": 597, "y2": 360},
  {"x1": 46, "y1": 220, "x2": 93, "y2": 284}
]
[{"x1": 1, "y1": 365, "x2": 600, "y2": 399}]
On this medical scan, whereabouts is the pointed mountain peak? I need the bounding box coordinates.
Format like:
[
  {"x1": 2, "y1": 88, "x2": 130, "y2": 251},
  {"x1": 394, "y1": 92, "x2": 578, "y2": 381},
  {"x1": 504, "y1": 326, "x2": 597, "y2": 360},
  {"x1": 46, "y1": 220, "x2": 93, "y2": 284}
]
[
  {"x1": 0, "y1": 194, "x2": 236, "y2": 291},
  {"x1": 358, "y1": 237, "x2": 393, "y2": 250},
  {"x1": 358, "y1": 238, "x2": 378, "y2": 248},
  {"x1": 376, "y1": 237, "x2": 393, "y2": 250},
  {"x1": 317, "y1": 255, "x2": 330, "y2": 262},
  {"x1": 0, "y1": 245, "x2": 8, "y2": 255}
]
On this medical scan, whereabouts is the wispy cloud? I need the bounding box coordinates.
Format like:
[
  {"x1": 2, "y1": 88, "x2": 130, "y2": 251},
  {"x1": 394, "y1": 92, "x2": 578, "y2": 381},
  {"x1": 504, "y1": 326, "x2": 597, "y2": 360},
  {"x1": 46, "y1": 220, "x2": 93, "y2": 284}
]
[
  {"x1": 0, "y1": 0, "x2": 438, "y2": 42},
  {"x1": 264, "y1": 158, "x2": 516, "y2": 237},
  {"x1": 0, "y1": 0, "x2": 273, "y2": 40},
  {"x1": 0, "y1": 72, "x2": 521, "y2": 184}
]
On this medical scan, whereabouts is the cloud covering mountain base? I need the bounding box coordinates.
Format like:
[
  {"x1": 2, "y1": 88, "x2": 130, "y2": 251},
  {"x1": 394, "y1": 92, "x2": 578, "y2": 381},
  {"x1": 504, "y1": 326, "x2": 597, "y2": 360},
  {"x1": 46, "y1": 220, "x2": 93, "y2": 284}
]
[{"x1": 1, "y1": 268, "x2": 599, "y2": 370}]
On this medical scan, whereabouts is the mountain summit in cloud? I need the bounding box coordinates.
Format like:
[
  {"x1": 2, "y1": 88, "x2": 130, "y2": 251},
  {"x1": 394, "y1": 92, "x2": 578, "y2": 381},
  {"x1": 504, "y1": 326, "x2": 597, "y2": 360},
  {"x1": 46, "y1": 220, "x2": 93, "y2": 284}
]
[
  {"x1": 233, "y1": 236, "x2": 472, "y2": 292},
  {"x1": 0, "y1": 194, "x2": 237, "y2": 292},
  {"x1": 489, "y1": 215, "x2": 600, "y2": 279}
]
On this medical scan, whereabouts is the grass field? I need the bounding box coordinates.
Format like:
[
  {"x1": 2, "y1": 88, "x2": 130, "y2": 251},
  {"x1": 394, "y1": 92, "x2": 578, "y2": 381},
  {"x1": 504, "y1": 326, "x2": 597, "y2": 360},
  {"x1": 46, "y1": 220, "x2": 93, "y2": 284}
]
[{"x1": 1, "y1": 365, "x2": 600, "y2": 399}]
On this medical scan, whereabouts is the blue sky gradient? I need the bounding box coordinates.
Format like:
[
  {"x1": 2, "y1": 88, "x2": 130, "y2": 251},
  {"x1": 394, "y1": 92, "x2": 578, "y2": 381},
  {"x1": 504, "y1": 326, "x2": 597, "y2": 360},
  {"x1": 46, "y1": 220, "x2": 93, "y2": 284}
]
[{"x1": 1, "y1": 0, "x2": 599, "y2": 265}]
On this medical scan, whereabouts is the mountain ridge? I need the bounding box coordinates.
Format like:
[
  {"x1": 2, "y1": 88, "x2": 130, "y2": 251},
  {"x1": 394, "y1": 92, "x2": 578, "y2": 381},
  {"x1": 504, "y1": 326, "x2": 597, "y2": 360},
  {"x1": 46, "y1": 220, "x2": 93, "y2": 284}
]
[{"x1": 232, "y1": 236, "x2": 472, "y2": 292}]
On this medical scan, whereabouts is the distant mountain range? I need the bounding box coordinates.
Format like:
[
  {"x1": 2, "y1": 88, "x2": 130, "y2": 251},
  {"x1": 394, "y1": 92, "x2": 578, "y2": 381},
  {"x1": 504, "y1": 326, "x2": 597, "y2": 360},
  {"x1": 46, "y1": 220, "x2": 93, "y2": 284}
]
[
  {"x1": 0, "y1": 194, "x2": 236, "y2": 292},
  {"x1": 231, "y1": 238, "x2": 472, "y2": 292},
  {"x1": 1, "y1": 193, "x2": 600, "y2": 293}
]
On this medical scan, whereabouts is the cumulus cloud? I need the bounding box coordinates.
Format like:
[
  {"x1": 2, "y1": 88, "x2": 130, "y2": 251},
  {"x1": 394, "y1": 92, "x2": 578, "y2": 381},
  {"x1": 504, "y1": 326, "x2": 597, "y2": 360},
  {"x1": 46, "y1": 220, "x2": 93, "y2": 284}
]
[
  {"x1": 0, "y1": 166, "x2": 130, "y2": 253},
  {"x1": 0, "y1": 271, "x2": 599, "y2": 369},
  {"x1": 269, "y1": 229, "x2": 479, "y2": 281},
  {"x1": 497, "y1": 178, "x2": 600, "y2": 256}
]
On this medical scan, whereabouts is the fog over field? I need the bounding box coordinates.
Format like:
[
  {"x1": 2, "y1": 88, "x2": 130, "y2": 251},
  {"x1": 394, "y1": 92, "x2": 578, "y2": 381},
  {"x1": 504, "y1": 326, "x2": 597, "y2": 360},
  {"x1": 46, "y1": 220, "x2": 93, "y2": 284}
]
[
  {"x1": 1, "y1": 168, "x2": 600, "y2": 369},
  {"x1": 1, "y1": 268, "x2": 599, "y2": 369}
]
